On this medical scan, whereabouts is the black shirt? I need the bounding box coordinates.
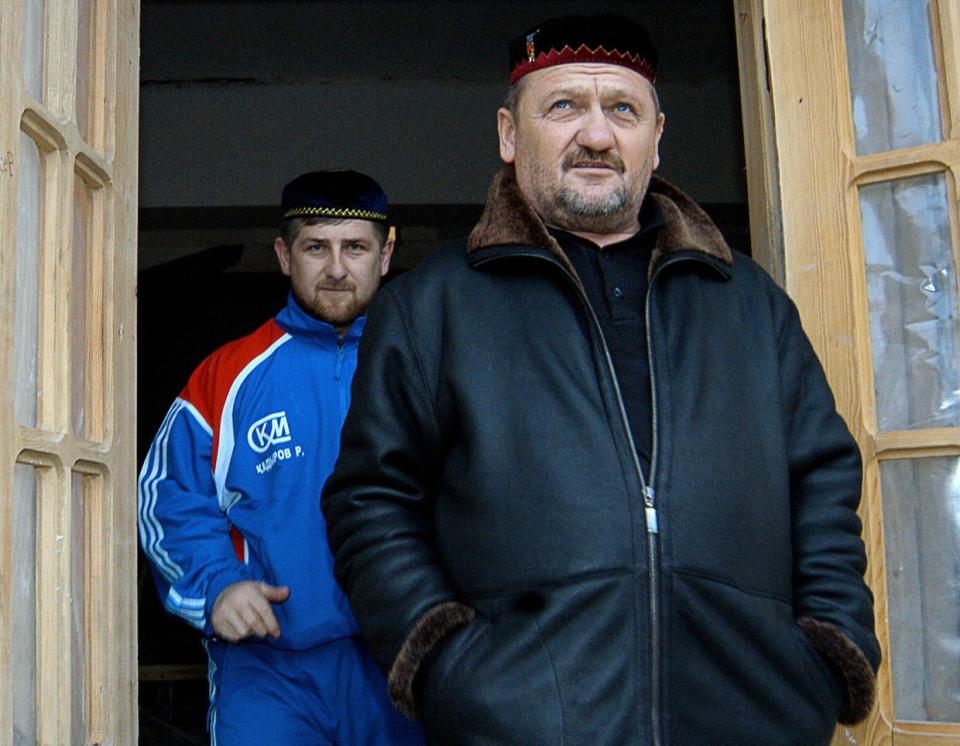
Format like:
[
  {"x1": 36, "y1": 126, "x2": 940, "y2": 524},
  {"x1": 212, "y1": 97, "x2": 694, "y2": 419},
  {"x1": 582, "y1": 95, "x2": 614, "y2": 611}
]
[{"x1": 549, "y1": 200, "x2": 664, "y2": 474}]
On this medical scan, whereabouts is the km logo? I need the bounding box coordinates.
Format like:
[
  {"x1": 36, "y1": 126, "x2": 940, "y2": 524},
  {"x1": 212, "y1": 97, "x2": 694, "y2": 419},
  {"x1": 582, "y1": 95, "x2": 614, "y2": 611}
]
[{"x1": 247, "y1": 411, "x2": 292, "y2": 453}]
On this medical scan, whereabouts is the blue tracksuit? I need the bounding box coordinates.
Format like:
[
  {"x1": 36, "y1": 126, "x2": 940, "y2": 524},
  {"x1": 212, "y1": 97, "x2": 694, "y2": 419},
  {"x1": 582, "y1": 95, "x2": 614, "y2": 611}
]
[{"x1": 138, "y1": 293, "x2": 422, "y2": 745}]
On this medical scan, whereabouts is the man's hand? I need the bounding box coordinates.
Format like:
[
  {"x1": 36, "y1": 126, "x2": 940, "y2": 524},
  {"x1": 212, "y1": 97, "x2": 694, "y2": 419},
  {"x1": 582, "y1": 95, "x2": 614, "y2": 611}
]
[{"x1": 210, "y1": 581, "x2": 290, "y2": 642}]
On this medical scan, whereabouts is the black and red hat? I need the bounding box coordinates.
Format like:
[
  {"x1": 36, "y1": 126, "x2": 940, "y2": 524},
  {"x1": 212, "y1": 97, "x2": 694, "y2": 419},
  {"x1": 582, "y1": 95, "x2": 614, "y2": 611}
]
[{"x1": 508, "y1": 14, "x2": 658, "y2": 86}]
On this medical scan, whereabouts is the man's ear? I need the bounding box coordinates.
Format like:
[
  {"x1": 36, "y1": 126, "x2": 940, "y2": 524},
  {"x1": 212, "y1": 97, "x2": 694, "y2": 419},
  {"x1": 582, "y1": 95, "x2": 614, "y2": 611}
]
[
  {"x1": 380, "y1": 227, "x2": 396, "y2": 277},
  {"x1": 653, "y1": 112, "x2": 666, "y2": 171},
  {"x1": 274, "y1": 237, "x2": 292, "y2": 276},
  {"x1": 497, "y1": 107, "x2": 517, "y2": 164}
]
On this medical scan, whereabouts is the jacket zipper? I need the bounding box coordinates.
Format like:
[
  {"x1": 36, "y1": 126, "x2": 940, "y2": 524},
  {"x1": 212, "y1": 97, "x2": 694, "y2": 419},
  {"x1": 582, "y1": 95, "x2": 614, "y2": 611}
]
[
  {"x1": 335, "y1": 339, "x2": 347, "y2": 420},
  {"x1": 474, "y1": 250, "x2": 662, "y2": 744},
  {"x1": 644, "y1": 270, "x2": 662, "y2": 746},
  {"x1": 641, "y1": 252, "x2": 717, "y2": 745}
]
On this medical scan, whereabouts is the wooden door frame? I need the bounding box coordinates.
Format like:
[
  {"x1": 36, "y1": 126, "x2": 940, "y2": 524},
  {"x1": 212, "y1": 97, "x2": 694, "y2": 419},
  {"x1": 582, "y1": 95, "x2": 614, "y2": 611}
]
[
  {"x1": 0, "y1": 1, "x2": 140, "y2": 743},
  {"x1": 736, "y1": 0, "x2": 960, "y2": 742}
]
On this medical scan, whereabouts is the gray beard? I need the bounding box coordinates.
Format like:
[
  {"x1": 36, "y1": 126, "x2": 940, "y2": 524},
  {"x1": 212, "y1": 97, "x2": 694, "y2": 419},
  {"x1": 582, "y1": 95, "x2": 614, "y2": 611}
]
[
  {"x1": 558, "y1": 184, "x2": 628, "y2": 216},
  {"x1": 550, "y1": 184, "x2": 636, "y2": 234}
]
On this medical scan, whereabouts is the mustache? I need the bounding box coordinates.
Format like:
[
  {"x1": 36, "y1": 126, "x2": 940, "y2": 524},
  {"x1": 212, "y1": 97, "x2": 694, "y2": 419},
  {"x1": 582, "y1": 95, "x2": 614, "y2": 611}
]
[
  {"x1": 562, "y1": 148, "x2": 625, "y2": 173},
  {"x1": 317, "y1": 282, "x2": 354, "y2": 291}
]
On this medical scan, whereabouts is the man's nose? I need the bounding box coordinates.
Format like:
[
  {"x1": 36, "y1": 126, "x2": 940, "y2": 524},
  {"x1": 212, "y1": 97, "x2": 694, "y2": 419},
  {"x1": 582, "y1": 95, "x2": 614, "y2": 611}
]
[
  {"x1": 575, "y1": 104, "x2": 616, "y2": 151},
  {"x1": 325, "y1": 250, "x2": 348, "y2": 281}
]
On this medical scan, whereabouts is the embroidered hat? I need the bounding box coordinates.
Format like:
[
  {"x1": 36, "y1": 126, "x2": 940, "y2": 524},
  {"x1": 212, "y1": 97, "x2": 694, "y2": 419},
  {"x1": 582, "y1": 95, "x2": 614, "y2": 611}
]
[
  {"x1": 508, "y1": 14, "x2": 658, "y2": 85},
  {"x1": 281, "y1": 170, "x2": 388, "y2": 223}
]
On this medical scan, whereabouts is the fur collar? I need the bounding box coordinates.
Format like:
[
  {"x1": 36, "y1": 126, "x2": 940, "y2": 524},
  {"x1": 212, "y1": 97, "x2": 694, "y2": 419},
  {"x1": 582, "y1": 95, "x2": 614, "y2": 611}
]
[{"x1": 467, "y1": 165, "x2": 733, "y2": 277}]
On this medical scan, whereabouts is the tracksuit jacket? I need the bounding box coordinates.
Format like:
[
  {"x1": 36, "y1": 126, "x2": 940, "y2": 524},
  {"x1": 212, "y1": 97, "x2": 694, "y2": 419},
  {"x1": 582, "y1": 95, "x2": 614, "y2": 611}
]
[{"x1": 138, "y1": 293, "x2": 361, "y2": 649}]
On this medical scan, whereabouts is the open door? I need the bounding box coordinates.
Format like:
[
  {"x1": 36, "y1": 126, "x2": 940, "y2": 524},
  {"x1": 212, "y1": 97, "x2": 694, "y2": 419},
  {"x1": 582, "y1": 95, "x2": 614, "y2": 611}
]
[
  {"x1": 0, "y1": 0, "x2": 139, "y2": 743},
  {"x1": 739, "y1": 1, "x2": 960, "y2": 743}
]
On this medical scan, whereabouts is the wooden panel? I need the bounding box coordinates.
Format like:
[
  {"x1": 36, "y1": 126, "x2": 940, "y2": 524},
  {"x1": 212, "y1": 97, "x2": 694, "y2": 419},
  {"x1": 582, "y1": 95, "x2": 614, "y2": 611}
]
[
  {"x1": 0, "y1": 0, "x2": 138, "y2": 743},
  {"x1": 762, "y1": 0, "x2": 960, "y2": 741},
  {"x1": 875, "y1": 429, "x2": 960, "y2": 457},
  {"x1": 0, "y1": 1, "x2": 28, "y2": 740},
  {"x1": 850, "y1": 141, "x2": 960, "y2": 184},
  {"x1": 109, "y1": 2, "x2": 140, "y2": 737},
  {"x1": 733, "y1": 0, "x2": 785, "y2": 285},
  {"x1": 935, "y1": 0, "x2": 959, "y2": 140},
  {"x1": 892, "y1": 722, "x2": 960, "y2": 743},
  {"x1": 761, "y1": 0, "x2": 893, "y2": 740}
]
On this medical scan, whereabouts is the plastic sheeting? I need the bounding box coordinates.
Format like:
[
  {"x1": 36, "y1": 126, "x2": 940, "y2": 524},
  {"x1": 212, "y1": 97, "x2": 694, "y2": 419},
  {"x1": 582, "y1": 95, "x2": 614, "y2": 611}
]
[
  {"x1": 860, "y1": 173, "x2": 960, "y2": 431},
  {"x1": 72, "y1": 178, "x2": 91, "y2": 437},
  {"x1": 70, "y1": 473, "x2": 89, "y2": 745},
  {"x1": 16, "y1": 130, "x2": 41, "y2": 429},
  {"x1": 21, "y1": 0, "x2": 44, "y2": 101},
  {"x1": 12, "y1": 465, "x2": 37, "y2": 746},
  {"x1": 882, "y1": 457, "x2": 960, "y2": 722},
  {"x1": 843, "y1": 0, "x2": 942, "y2": 156}
]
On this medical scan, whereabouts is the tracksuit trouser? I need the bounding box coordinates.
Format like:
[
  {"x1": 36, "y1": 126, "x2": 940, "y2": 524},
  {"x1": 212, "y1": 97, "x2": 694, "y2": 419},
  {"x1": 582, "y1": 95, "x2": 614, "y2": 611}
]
[{"x1": 205, "y1": 636, "x2": 424, "y2": 745}]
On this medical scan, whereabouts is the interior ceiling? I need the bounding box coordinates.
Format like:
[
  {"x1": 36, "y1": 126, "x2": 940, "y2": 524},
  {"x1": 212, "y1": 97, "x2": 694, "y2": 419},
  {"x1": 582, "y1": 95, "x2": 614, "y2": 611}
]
[{"x1": 140, "y1": 0, "x2": 739, "y2": 86}]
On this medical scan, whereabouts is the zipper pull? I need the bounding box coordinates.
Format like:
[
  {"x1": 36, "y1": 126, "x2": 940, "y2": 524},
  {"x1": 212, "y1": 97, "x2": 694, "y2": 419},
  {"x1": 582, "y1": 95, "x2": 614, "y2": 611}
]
[
  {"x1": 645, "y1": 505, "x2": 659, "y2": 534},
  {"x1": 643, "y1": 486, "x2": 658, "y2": 534}
]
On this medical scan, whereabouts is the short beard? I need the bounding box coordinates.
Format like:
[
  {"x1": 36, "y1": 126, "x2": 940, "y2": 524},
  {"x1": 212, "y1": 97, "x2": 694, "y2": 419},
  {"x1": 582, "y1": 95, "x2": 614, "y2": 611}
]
[
  {"x1": 528, "y1": 147, "x2": 648, "y2": 235},
  {"x1": 556, "y1": 184, "x2": 628, "y2": 223},
  {"x1": 292, "y1": 287, "x2": 362, "y2": 331},
  {"x1": 541, "y1": 181, "x2": 640, "y2": 235}
]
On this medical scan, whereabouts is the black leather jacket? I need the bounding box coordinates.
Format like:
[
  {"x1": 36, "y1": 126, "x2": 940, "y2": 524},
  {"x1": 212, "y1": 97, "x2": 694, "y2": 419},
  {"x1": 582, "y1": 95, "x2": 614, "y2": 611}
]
[{"x1": 322, "y1": 168, "x2": 880, "y2": 745}]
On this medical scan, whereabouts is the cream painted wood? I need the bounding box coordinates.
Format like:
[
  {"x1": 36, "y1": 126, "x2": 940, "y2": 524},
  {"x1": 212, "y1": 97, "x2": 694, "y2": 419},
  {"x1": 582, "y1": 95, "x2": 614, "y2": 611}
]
[
  {"x1": 733, "y1": 0, "x2": 786, "y2": 286},
  {"x1": 935, "y1": 0, "x2": 959, "y2": 141},
  {"x1": 757, "y1": 0, "x2": 960, "y2": 742},
  {"x1": 0, "y1": 0, "x2": 138, "y2": 743},
  {"x1": 0, "y1": 3, "x2": 22, "y2": 740}
]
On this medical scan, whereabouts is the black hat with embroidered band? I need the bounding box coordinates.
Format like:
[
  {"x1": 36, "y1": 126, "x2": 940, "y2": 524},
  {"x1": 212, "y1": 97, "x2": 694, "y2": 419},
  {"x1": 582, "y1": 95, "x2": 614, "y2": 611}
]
[
  {"x1": 281, "y1": 170, "x2": 389, "y2": 224},
  {"x1": 508, "y1": 14, "x2": 658, "y2": 86}
]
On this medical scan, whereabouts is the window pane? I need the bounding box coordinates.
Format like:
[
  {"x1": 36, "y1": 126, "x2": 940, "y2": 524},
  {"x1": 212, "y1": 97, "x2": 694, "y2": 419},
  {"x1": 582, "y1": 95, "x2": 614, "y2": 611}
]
[
  {"x1": 842, "y1": 0, "x2": 943, "y2": 155},
  {"x1": 16, "y1": 131, "x2": 42, "y2": 428},
  {"x1": 860, "y1": 174, "x2": 959, "y2": 430},
  {"x1": 881, "y1": 457, "x2": 960, "y2": 722},
  {"x1": 22, "y1": 0, "x2": 45, "y2": 100},
  {"x1": 71, "y1": 472, "x2": 90, "y2": 743},
  {"x1": 76, "y1": 0, "x2": 92, "y2": 141},
  {"x1": 73, "y1": 175, "x2": 91, "y2": 437},
  {"x1": 12, "y1": 465, "x2": 38, "y2": 745}
]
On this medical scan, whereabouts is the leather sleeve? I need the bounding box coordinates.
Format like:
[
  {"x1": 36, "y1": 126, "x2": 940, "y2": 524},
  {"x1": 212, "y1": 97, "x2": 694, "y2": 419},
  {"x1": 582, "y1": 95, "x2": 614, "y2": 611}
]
[
  {"x1": 777, "y1": 294, "x2": 881, "y2": 723},
  {"x1": 321, "y1": 283, "x2": 470, "y2": 713}
]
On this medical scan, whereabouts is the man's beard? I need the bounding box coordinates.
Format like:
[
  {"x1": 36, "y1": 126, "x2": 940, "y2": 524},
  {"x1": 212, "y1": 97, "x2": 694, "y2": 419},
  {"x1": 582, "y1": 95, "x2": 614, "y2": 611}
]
[
  {"x1": 294, "y1": 286, "x2": 363, "y2": 330},
  {"x1": 532, "y1": 147, "x2": 649, "y2": 234},
  {"x1": 556, "y1": 183, "x2": 629, "y2": 216},
  {"x1": 547, "y1": 182, "x2": 638, "y2": 235}
]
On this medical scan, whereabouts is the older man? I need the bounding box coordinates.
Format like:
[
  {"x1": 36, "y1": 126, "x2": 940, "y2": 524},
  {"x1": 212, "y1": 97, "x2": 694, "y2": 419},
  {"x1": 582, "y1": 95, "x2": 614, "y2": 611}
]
[
  {"x1": 323, "y1": 16, "x2": 880, "y2": 745},
  {"x1": 138, "y1": 171, "x2": 423, "y2": 745}
]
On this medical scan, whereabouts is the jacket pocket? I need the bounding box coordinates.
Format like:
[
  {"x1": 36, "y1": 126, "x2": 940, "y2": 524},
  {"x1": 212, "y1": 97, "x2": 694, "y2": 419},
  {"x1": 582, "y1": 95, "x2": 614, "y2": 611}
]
[
  {"x1": 666, "y1": 571, "x2": 842, "y2": 745},
  {"x1": 422, "y1": 599, "x2": 563, "y2": 745}
]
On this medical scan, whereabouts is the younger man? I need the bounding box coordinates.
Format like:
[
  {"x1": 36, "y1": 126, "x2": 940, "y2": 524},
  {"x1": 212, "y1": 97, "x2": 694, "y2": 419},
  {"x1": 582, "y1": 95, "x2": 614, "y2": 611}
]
[{"x1": 139, "y1": 171, "x2": 422, "y2": 745}]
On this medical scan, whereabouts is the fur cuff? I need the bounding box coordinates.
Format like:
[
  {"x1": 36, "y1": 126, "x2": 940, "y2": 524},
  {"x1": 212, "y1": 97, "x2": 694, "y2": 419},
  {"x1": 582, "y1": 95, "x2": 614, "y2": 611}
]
[
  {"x1": 797, "y1": 616, "x2": 876, "y2": 724},
  {"x1": 387, "y1": 601, "x2": 476, "y2": 718}
]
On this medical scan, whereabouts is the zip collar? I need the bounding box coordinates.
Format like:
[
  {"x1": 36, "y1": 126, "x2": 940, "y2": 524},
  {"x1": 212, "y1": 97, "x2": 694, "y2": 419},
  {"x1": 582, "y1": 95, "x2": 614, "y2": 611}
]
[
  {"x1": 275, "y1": 291, "x2": 366, "y2": 347},
  {"x1": 467, "y1": 166, "x2": 733, "y2": 281}
]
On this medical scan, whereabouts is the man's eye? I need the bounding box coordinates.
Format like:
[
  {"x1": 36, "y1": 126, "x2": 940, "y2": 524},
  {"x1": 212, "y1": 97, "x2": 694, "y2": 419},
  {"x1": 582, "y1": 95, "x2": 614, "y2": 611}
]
[
  {"x1": 613, "y1": 103, "x2": 635, "y2": 113},
  {"x1": 347, "y1": 243, "x2": 367, "y2": 253},
  {"x1": 550, "y1": 100, "x2": 572, "y2": 111}
]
